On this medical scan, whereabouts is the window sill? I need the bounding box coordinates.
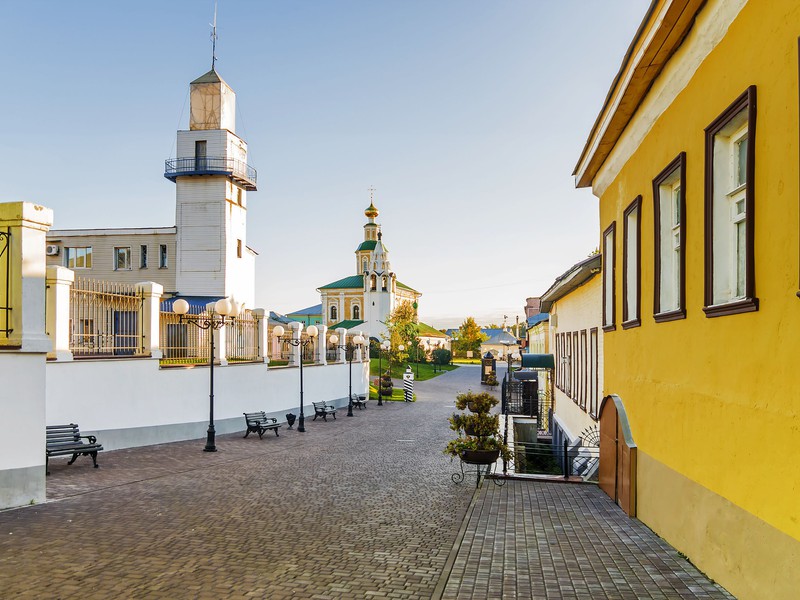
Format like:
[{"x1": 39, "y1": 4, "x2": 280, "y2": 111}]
[
  {"x1": 621, "y1": 318, "x2": 641, "y2": 330},
  {"x1": 654, "y1": 309, "x2": 686, "y2": 323},
  {"x1": 602, "y1": 324, "x2": 616, "y2": 332},
  {"x1": 703, "y1": 297, "x2": 759, "y2": 318}
]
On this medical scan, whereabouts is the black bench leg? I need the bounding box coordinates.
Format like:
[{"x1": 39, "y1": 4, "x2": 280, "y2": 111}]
[
  {"x1": 313, "y1": 413, "x2": 319, "y2": 421},
  {"x1": 332, "y1": 413, "x2": 336, "y2": 420},
  {"x1": 68, "y1": 453, "x2": 79, "y2": 466},
  {"x1": 46, "y1": 455, "x2": 50, "y2": 476},
  {"x1": 273, "y1": 428, "x2": 279, "y2": 437},
  {"x1": 244, "y1": 429, "x2": 251, "y2": 438},
  {"x1": 90, "y1": 451, "x2": 99, "y2": 468},
  {"x1": 258, "y1": 429, "x2": 265, "y2": 439}
]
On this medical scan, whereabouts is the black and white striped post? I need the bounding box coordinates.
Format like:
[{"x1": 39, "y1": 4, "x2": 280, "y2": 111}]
[{"x1": 403, "y1": 366, "x2": 414, "y2": 402}]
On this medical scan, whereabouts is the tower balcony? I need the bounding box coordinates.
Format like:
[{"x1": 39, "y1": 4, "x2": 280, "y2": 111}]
[{"x1": 164, "y1": 157, "x2": 257, "y2": 191}]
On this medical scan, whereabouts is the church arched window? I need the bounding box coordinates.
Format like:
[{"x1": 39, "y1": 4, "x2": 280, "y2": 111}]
[
  {"x1": 330, "y1": 305, "x2": 338, "y2": 321},
  {"x1": 353, "y1": 305, "x2": 360, "y2": 320},
  {"x1": 370, "y1": 274, "x2": 377, "y2": 291},
  {"x1": 362, "y1": 258, "x2": 368, "y2": 273},
  {"x1": 381, "y1": 276, "x2": 387, "y2": 291}
]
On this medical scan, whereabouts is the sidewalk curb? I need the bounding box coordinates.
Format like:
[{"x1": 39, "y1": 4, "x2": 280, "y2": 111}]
[{"x1": 431, "y1": 483, "x2": 482, "y2": 600}]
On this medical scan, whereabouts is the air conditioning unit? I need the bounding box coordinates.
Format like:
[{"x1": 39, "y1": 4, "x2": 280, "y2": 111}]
[{"x1": 46, "y1": 244, "x2": 60, "y2": 256}]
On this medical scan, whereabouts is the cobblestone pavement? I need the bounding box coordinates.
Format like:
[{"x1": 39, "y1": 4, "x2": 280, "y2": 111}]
[{"x1": 1, "y1": 365, "x2": 731, "y2": 599}]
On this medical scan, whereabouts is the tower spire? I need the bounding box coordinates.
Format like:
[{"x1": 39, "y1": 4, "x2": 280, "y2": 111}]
[{"x1": 210, "y1": 2, "x2": 218, "y2": 70}]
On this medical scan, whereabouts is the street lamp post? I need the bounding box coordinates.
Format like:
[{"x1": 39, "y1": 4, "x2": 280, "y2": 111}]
[
  {"x1": 273, "y1": 323, "x2": 318, "y2": 433},
  {"x1": 330, "y1": 331, "x2": 365, "y2": 417},
  {"x1": 378, "y1": 340, "x2": 390, "y2": 406},
  {"x1": 173, "y1": 297, "x2": 240, "y2": 452}
]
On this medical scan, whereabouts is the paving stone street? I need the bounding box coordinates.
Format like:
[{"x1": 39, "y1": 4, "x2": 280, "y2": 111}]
[{"x1": 0, "y1": 365, "x2": 731, "y2": 599}]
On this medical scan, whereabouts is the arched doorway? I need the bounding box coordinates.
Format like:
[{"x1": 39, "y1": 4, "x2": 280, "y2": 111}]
[{"x1": 599, "y1": 394, "x2": 637, "y2": 516}]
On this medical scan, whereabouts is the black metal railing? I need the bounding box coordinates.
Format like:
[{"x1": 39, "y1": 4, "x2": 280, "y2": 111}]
[
  {"x1": 503, "y1": 379, "x2": 552, "y2": 434},
  {"x1": 506, "y1": 439, "x2": 599, "y2": 480},
  {"x1": 164, "y1": 156, "x2": 257, "y2": 190},
  {"x1": 0, "y1": 229, "x2": 10, "y2": 337}
]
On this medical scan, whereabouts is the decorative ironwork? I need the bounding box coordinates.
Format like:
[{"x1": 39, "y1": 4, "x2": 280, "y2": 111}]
[
  {"x1": 69, "y1": 278, "x2": 144, "y2": 357},
  {"x1": 0, "y1": 230, "x2": 10, "y2": 337},
  {"x1": 451, "y1": 457, "x2": 505, "y2": 488},
  {"x1": 164, "y1": 156, "x2": 257, "y2": 190},
  {"x1": 159, "y1": 308, "x2": 212, "y2": 365},
  {"x1": 226, "y1": 309, "x2": 261, "y2": 362}
]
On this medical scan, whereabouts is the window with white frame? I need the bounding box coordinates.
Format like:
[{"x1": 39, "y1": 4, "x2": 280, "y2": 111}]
[
  {"x1": 602, "y1": 223, "x2": 616, "y2": 330},
  {"x1": 114, "y1": 247, "x2": 131, "y2": 271},
  {"x1": 704, "y1": 86, "x2": 758, "y2": 316},
  {"x1": 653, "y1": 153, "x2": 686, "y2": 320},
  {"x1": 64, "y1": 246, "x2": 92, "y2": 269},
  {"x1": 623, "y1": 197, "x2": 641, "y2": 327}
]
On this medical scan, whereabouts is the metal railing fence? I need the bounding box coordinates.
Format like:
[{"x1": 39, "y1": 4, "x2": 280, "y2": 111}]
[
  {"x1": 69, "y1": 278, "x2": 144, "y2": 357},
  {"x1": 226, "y1": 310, "x2": 261, "y2": 363},
  {"x1": 159, "y1": 309, "x2": 211, "y2": 366},
  {"x1": 506, "y1": 439, "x2": 599, "y2": 480}
]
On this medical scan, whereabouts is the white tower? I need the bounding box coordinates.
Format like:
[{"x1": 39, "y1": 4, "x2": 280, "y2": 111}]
[
  {"x1": 165, "y1": 68, "x2": 256, "y2": 306},
  {"x1": 361, "y1": 202, "x2": 395, "y2": 338}
]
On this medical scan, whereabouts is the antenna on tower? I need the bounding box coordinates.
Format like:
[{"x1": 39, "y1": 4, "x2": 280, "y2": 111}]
[{"x1": 210, "y1": 1, "x2": 218, "y2": 70}]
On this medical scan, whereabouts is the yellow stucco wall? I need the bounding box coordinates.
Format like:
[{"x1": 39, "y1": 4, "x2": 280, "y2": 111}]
[{"x1": 596, "y1": 0, "x2": 800, "y2": 596}]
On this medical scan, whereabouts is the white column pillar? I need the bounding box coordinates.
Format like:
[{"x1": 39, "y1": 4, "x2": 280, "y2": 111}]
[
  {"x1": 336, "y1": 327, "x2": 347, "y2": 363},
  {"x1": 317, "y1": 324, "x2": 328, "y2": 365},
  {"x1": 252, "y1": 308, "x2": 268, "y2": 364},
  {"x1": 289, "y1": 321, "x2": 303, "y2": 367},
  {"x1": 45, "y1": 266, "x2": 74, "y2": 361},
  {"x1": 0, "y1": 201, "x2": 53, "y2": 509},
  {"x1": 135, "y1": 281, "x2": 163, "y2": 359}
]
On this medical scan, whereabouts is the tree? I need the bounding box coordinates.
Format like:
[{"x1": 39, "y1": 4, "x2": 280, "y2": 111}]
[
  {"x1": 455, "y1": 317, "x2": 488, "y2": 357},
  {"x1": 386, "y1": 301, "x2": 419, "y2": 364}
]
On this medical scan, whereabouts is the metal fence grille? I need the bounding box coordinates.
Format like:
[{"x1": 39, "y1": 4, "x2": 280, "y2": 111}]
[
  {"x1": 69, "y1": 278, "x2": 144, "y2": 357},
  {"x1": 504, "y1": 378, "x2": 553, "y2": 434},
  {"x1": 226, "y1": 310, "x2": 261, "y2": 363},
  {"x1": 159, "y1": 309, "x2": 211, "y2": 366},
  {"x1": 0, "y1": 229, "x2": 10, "y2": 338}
]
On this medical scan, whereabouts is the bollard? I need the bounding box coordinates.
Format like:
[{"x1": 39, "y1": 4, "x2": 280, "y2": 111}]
[{"x1": 403, "y1": 366, "x2": 414, "y2": 402}]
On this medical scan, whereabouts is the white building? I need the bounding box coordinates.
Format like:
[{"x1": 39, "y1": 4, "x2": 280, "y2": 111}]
[{"x1": 46, "y1": 67, "x2": 257, "y2": 309}]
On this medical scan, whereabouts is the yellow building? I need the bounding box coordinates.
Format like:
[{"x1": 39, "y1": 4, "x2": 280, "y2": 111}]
[{"x1": 574, "y1": 1, "x2": 800, "y2": 597}]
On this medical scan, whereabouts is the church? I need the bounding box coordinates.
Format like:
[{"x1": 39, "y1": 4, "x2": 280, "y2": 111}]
[{"x1": 317, "y1": 202, "x2": 421, "y2": 341}]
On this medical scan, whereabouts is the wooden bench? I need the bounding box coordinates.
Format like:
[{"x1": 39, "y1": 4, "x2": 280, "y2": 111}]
[
  {"x1": 45, "y1": 424, "x2": 104, "y2": 475},
  {"x1": 243, "y1": 412, "x2": 282, "y2": 439},
  {"x1": 351, "y1": 394, "x2": 368, "y2": 410},
  {"x1": 312, "y1": 401, "x2": 337, "y2": 421}
]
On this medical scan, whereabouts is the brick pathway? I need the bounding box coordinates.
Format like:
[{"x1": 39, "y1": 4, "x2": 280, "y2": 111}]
[{"x1": 0, "y1": 365, "x2": 731, "y2": 599}]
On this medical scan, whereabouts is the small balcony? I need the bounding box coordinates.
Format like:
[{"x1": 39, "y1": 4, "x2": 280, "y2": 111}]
[{"x1": 164, "y1": 156, "x2": 257, "y2": 191}]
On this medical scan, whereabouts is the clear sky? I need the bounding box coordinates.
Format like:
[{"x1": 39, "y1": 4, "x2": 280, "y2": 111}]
[{"x1": 0, "y1": 0, "x2": 647, "y2": 329}]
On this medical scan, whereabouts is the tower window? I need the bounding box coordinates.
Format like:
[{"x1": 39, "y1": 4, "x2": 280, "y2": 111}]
[
  {"x1": 140, "y1": 245, "x2": 148, "y2": 269},
  {"x1": 237, "y1": 188, "x2": 243, "y2": 206},
  {"x1": 237, "y1": 239, "x2": 242, "y2": 258},
  {"x1": 330, "y1": 305, "x2": 338, "y2": 321},
  {"x1": 370, "y1": 274, "x2": 377, "y2": 291},
  {"x1": 381, "y1": 276, "x2": 387, "y2": 291},
  {"x1": 195, "y1": 140, "x2": 207, "y2": 170},
  {"x1": 159, "y1": 245, "x2": 168, "y2": 268},
  {"x1": 353, "y1": 305, "x2": 360, "y2": 320}
]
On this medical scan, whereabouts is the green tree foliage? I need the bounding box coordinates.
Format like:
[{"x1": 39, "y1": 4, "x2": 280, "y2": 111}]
[
  {"x1": 454, "y1": 317, "x2": 488, "y2": 357},
  {"x1": 386, "y1": 301, "x2": 419, "y2": 363}
]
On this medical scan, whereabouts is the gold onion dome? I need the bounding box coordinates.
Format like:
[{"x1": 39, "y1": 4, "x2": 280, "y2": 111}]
[{"x1": 364, "y1": 202, "x2": 379, "y2": 218}]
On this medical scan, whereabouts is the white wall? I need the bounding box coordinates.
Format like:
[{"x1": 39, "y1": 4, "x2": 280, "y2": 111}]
[{"x1": 46, "y1": 358, "x2": 369, "y2": 451}]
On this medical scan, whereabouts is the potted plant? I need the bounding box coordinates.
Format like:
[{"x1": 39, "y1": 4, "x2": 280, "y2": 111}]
[
  {"x1": 380, "y1": 370, "x2": 393, "y2": 398},
  {"x1": 485, "y1": 372, "x2": 499, "y2": 388},
  {"x1": 445, "y1": 391, "x2": 510, "y2": 465},
  {"x1": 455, "y1": 391, "x2": 498, "y2": 414}
]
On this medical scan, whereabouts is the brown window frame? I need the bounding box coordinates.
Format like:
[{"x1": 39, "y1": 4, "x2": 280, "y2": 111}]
[
  {"x1": 703, "y1": 86, "x2": 758, "y2": 317},
  {"x1": 653, "y1": 152, "x2": 687, "y2": 322},
  {"x1": 602, "y1": 222, "x2": 617, "y2": 331},
  {"x1": 622, "y1": 197, "x2": 642, "y2": 329}
]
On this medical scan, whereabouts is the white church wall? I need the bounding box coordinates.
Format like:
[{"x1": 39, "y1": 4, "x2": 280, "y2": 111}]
[{"x1": 45, "y1": 358, "x2": 369, "y2": 451}]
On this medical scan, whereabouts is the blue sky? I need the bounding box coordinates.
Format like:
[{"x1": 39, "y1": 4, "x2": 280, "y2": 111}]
[{"x1": 0, "y1": 1, "x2": 647, "y2": 328}]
